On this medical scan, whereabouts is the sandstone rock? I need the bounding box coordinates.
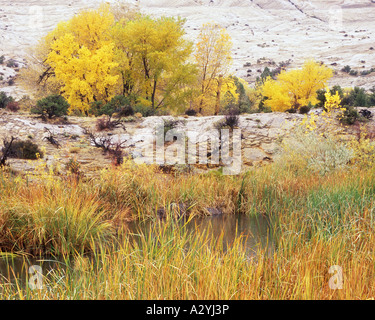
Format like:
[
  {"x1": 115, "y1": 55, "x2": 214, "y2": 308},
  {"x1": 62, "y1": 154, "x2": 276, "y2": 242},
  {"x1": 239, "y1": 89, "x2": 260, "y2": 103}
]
[
  {"x1": 243, "y1": 148, "x2": 268, "y2": 164},
  {"x1": 261, "y1": 142, "x2": 278, "y2": 154}
]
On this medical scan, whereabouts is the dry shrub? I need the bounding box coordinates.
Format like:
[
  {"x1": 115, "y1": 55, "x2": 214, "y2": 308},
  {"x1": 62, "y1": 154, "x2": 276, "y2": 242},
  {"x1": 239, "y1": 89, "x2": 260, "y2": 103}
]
[
  {"x1": 6, "y1": 101, "x2": 20, "y2": 112},
  {"x1": 275, "y1": 126, "x2": 354, "y2": 175}
]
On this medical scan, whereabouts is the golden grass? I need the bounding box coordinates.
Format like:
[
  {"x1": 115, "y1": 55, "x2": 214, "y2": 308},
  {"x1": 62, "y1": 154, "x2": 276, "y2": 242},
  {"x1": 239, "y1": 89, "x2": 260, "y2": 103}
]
[{"x1": 0, "y1": 160, "x2": 375, "y2": 299}]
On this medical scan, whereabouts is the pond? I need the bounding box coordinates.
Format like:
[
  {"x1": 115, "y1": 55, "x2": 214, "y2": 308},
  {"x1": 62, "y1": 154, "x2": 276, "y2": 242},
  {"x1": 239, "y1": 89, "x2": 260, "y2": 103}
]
[
  {"x1": 0, "y1": 214, "x2": 273, "y2": 290},
  {"x1": 127, "y1": 214, "x2": 274, "y2": 257}
]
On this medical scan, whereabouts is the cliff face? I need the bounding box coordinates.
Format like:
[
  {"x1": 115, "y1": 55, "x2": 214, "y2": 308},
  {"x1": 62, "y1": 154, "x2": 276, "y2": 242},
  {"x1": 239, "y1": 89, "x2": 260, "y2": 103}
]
[
  {"x1": 2, "y1": 107, "x2": 374, "y2": 178},
  {"x1": 1, "y1": 0, "x2": 375, "y2": 99},
  {"x1": 0, "y1": 111, "x2": 304, "y2": 177}
]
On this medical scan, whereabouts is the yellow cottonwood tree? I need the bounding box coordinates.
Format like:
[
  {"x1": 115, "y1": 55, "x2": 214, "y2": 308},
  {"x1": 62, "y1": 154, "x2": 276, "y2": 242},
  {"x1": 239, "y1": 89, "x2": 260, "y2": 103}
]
[
  {"x1": 46, "y1": 34, "x2": 119, "y2": 113},
  {"x1": 109, "y1": 4, "x2": 141, "y2": 98},
  {"x1": 122, "y1": 16, "x2": 196, "y2": 110},
  {"x1": 39, "y1": 5, "x2": 119, "y2": 113},
  {"x1": 110, "y1": 22, "x2": 138, "y2": 98},
  {"x1": 194, "y1": 23, "x2": 233, "y2": 115},
  {"x1": 23, "y1": 4, "x2": 197, "y2": 114},
  {"x1": 68, "y1": 5, "x2": 114, "y2": 51},
  {"x1": 219, "y1": 77, "x2": 239, "y2": 109},
  {"x1": 261, "y1": 60, "x2": 333, "y2": 112}
]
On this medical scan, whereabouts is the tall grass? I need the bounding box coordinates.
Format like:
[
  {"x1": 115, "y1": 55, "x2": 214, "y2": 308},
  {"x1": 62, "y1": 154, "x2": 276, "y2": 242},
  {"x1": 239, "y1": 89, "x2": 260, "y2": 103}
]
[
  {"x1": 1, "y1": 154, "x2": 375, "y2": 298},
  {"x1": 1, "y1": 207, "x2": 374, "y2": 299}
]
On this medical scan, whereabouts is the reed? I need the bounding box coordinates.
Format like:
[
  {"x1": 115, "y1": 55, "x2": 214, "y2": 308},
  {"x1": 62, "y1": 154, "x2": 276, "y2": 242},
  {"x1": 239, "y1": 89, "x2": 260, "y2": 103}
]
[{"x1": 0, "y1": 159, "x2": 375, "y2": 299}]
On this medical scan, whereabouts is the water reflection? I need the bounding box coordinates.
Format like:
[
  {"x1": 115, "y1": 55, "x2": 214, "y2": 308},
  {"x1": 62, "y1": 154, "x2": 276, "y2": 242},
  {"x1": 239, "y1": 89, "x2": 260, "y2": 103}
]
[
  {"x1": 127, "y1": 214, "x2": 274, "y2": 257},
  {"x1": 0, "y1": 214, "x2": 274, "y2": 287},
  {"x1": 0, "y1": 256, "x2": 64, "y2": 287}
]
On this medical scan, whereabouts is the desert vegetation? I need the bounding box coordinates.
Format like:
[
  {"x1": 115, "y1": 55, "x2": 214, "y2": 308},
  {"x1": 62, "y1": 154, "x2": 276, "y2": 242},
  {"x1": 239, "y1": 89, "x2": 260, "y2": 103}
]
[{"x1": 1, "y1": 122, "x2": 375, "y2": 298}]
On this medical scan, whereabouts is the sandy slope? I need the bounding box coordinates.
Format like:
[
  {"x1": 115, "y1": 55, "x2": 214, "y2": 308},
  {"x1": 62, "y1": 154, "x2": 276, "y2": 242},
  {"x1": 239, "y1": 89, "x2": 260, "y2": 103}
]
[{"x1": 1, "y1": 0, "x2": 375, "y2": 98}]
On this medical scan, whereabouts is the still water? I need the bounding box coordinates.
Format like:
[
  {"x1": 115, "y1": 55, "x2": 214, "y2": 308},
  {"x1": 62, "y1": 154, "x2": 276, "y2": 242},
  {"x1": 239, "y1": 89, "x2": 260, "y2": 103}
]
[
  {"x1": 0, "y1": 214, "x2": 273, "y2": 287},
  {"x1": 127, "y1": 214, "x2": 273, "y2": 257}
]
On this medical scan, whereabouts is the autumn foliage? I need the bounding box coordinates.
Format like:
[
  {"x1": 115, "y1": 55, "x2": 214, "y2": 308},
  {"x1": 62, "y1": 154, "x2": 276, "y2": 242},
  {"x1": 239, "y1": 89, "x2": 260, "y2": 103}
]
[
  {"x1": 194, "y1": 23, "x2": 238, "y2": 115},
  {"x1": 22, "y1": 4, "x2": 339, "y2": 116},
  {"x1": 260, "y1": 60, "x2": 333, "y2": 112}
]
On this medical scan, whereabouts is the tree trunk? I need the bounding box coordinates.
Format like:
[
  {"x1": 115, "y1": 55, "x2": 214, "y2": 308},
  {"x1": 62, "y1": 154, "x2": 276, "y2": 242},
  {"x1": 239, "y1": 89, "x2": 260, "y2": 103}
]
[
  {"x1": 215, "y1": 75, "x2": 223, "y2": 115},
  {"x1": 151, "y1": 79, "x2": 157, "y2": 109}
]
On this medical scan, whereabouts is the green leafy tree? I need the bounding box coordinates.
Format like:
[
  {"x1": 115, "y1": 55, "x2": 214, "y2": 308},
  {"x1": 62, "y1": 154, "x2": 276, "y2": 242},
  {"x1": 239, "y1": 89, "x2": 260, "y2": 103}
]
[
  {"x1": 91, "y1": 95, "x2": 134, "y2": 118},
  {"x1": 0, "y1": 92, "x2": 14, "y2": 109},
  {"x1": 350, "y1": 87, "x2": 368, "y2": 107},
  {"x1": 31, "y1": 95, "x2": 69, "y2": 119}
]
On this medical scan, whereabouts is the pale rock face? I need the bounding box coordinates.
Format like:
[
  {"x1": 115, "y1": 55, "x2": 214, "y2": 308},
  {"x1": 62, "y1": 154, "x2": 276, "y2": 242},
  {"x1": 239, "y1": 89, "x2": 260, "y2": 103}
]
[
  {"x1": 1, "y1": 108, "x2": 375, "y2": 175},
  {"x1": 261, "y1": 142, "x2": 279, "y2": 154},
  {"x1": 243, "y1": 147, "x2": 268, "y2": 164},
  {"x1": 0, "y1": 111, "x2": 302, "y2": 175},
  {"x1": 1, "y1": 0, "x2": 375, "y2": 98}
]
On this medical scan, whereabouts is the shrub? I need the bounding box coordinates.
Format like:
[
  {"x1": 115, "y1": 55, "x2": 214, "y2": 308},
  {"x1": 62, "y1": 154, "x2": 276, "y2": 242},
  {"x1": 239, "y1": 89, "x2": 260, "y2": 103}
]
[
  {"x1": 101, "y1": 96, "x2": 127, "y2": 116},
  {"x1": 6, "y1": 101, "x2": 20, "y2": 112},
  {"x1": 224, "y1": 108, "x2": 240, "y2": 129},
  {"x1": 361, "y1": 69, "x2": 373, "y2": 76},
  {"x1": 134, "y1": 104, "x2": 156, "y2": 117},
  {"x1": 0, "y1": 136, "x2": 16, "y2": 167},
  {"x1": 0, "y1": 91, "x2": 14, "y2": 109},
  {"x1": 340, "y1": 106, "x2": 359, "y2": 125},
  {"x1": 256, "y1": 64, "x2": 287, "y2": 84},
  {"x1": 341, "y1": 65, "x2": 351, "y2": 73},
  {"x1": 359, "y1": 109, "x2": 373, "y2": 120},
  {"x1": 6, "y1": 59, "x2": 18, "y2": 68},
  {"x1": 348, "y1": 124, "x2": 375, "y2": 168},
  {"x1": 65, "y1": 157, "x2": 81, "y2": 175},
  {"x1": 89, "y1": 101, "x2": 105, "y2": 117},
  {"x1": 96, "y1": 117, "x2": 117, "y2": 131},
  {"x1": 299, "y1": 103, "x2": 312, "y2": 114},
  {"x1": 87, "y1": 131, "x2": 126, "y2": 166},
  {"x1": 318, "y1": 86, "x2": 375, "y2": 108},
  {"x1": 110, "y1": 142, "x2": 125, "y2": 166},
  {"x1": 163, "y1": 119, "x2": 182, "y2": 139},
  {"x1": 349, "y1": 69, "x2": 358, "y2": 76},
  {"x1": 258, "y1": 97, "x2": 273, "y2": 113},
  {"x1": 224, "y1": 114, "x2": 240, "y2": 129},
  {"x1": 91, "y1": 96, "x2": 134, "y2": 118},
  {"x1": 232, "y1": 77, "x2": 253, "y2": 113},
  {"x1": 3, "y1": 140, "x2": 44, "y2": 160},
  {"x1": 31, "y1": 95, "x2": 69, "y2": 120},
  {"x1": 351, "y1": 87, "x2": 367, "y2": 107},
  {"x1": 0, "y1": 55, "x2": 4, "y2": 64},
  {"x1": 117, "y1": 105, "x2": 134, "y2": 117},
  {"x1": 185, "y1": 108, "x2": 197, "y2": 116},
  {"x1": 95, "y1": 116, "x2": 125, "y2": 132},
  {"x1": 316, "y1": 89, "x2": 326, "y2": 108},
  {"x1": 260, "y1": 105, "x2": 272, "y2": 113},
  {"x1": 276, "y1": 126, "x2": 354, "y2": 175},
  {"x1": 286, "y1": 108, "x2": 297, "y2": 113},
  {"x1": 43, "y1": 128, "x2": 61, "y2": 148},
  {"x1": 215, "y1": 111, "x2": 240, "y2": 131},
  {"x1": 330, "y1": 85, "x2": 344, "y2": 97},
  {"x1": 368, "y1": 87, "x2": 375, "y2": 106},
  {"x1": 317, "y1": 86, "x2": 345, "y2": 106}
]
